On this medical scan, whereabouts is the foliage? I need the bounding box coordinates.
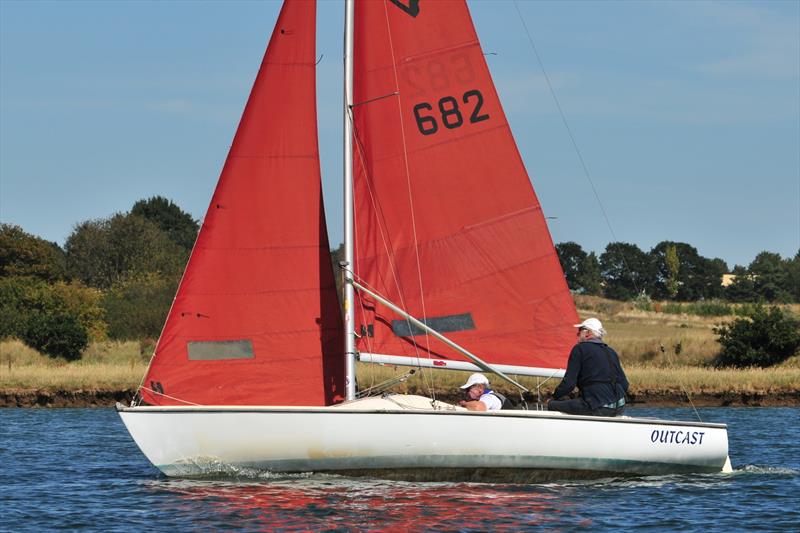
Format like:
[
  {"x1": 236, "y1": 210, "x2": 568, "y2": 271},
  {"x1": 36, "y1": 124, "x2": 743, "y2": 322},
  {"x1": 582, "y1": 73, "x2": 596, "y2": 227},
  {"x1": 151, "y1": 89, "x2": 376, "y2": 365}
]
[
  {"x1": 22, "y1": 311, "x2": 88, "y2": 361},
  {"x1": 714, "y1": 305, "x2": 800, "y2": 368},
  {"x1": 0, "y1": 276, "x2": 104, "y2": 358},
  {"x1": 723, "y1": 265, "x2": 757, "y2": 302},
  {"x1": 555, "y1": 242, "x2": 586, "y2": 291},
  {"x1": 578, "y1": 252, "x2": 603, "y2": 296},
  {"x1": 788, "y1": 250, "x2": 800, "y2": 303},
  {"x1": 331, "y1": 243, "x2": 344, "y2": 297},
  {"x1": 664, "y1": 244, "x2": 680, "y2": 299},
  {"x1": 0, "y1": 224, "x2": 66, "y2": 281},
  {"x1": 554, "y1": 242, "x2": 603, "y2": 295},
  {"x1": 749, "y1": 251, "x2": 792, "y2": 303},
  {"x1": 131, "y1": 196, "x2": 199, "y2": 250},
  {"x1": 632, "y1": 292, "x2": 653, "y2": 312},
  {"x1": 101, "y1": 273, "x2": 178, "y2": 340},
  {"x1": 649, "y1": 241, "x2": 726, "y2": 301},
  {"x1": 724, "y1": 251, "x2": 797, "y2": 304},
  {"x1": 65, "y1": 213, "x2": 187, "y2": 289},
  {"x1": 600, "y1": 242, "x2": 655, "y2": 300}
]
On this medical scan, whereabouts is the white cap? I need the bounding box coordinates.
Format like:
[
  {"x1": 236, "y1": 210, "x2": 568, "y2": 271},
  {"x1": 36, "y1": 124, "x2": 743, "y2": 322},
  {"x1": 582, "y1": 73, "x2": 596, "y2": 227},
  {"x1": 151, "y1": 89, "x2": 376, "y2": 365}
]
[
  {"x1": 574, "y1": 317, "x2": 605, "y2": 337},
  {"x1": 459, "y1": 372, "x2": 489, "y2": 389}
]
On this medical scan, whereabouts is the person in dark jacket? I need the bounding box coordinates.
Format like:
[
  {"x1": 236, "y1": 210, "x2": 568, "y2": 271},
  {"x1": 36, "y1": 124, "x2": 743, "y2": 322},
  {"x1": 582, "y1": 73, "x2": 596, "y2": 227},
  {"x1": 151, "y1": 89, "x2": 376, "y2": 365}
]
[{"x1": 548, "y1": 318, "x2": 629, "y2": 416}]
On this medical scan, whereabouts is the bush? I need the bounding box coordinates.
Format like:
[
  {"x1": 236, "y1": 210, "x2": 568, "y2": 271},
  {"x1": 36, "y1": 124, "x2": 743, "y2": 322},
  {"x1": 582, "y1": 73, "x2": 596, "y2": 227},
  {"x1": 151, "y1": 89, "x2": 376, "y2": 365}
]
[
  {"x1": 632, "y1": 292, "x2": 652, "y2": 312},
  {"x1": 102, "y1": 273, "x2": 177, "y2": 340},
  {"x1": 22, "y1": 312, "x2": 88, "y2": 361},
  {"x1": 0, "y1": 277, "x2": 106, "y2": 341},
  {"x1": 714, "y1": 305, "x2": 800, "y2": 368}
]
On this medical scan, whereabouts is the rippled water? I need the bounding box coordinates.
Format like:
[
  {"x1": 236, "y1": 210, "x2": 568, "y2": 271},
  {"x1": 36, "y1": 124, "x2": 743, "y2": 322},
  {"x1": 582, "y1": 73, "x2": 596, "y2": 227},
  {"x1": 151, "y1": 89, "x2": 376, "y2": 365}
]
[{"x1": 1, "y1": 407, "x2": 798, "y2": 531}]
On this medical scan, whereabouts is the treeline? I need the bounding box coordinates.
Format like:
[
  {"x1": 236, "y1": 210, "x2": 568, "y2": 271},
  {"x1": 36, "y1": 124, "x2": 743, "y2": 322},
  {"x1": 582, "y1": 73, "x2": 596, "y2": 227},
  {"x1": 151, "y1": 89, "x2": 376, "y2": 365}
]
[
  {"x1": 1, "y1": 196, "x2": 798, "y2": 363},
  {"x1": 556, "y1": 241, "x2": 800, "y2": 303},
  {"x1": 1, "y1": 197, "x2": 197, "y2": 359}
]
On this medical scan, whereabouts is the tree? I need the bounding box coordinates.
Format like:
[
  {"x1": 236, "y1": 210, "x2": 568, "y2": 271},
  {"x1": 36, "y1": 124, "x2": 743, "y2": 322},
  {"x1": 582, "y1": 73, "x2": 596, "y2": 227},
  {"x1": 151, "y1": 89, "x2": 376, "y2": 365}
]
[
  {"x1": 724, "y1": 264, "x2": 758, "y2": 302},
  {"x1": 331, "y1": 243, "x2": 344, "y2": 299},
  {"x1": 0, "y1": 277, "x2": 106, "y2": 341},
  {"x1": 131, "y1": 196, "x2": 199, "y2": 250},
  {"x1": 23, "y1": 312, "x2": 88, "y2": 361},
  {"x1": 65, "y1": 213, "x2": 187, "y2": 289},
  {"x1": 600, "y1": 242, "x2": 655, "y2": 300},
  {"x1": 555, "y1": 242, "x2": 587, "y2": 291},
  {"x1": 787, "y1": 250, "x2": 800, "y2": 303},
  {"x1": 664, "y1": 244, "x2": 680, "y2": 299},
  {"x1": 714, "y1": 305, "x2": 800, "y2": 368},
  {"x1": 702, "y1": 257, "x2": 728, "y2": 300},
  {"x1": 0, "y1": 224, "x2": 66, "y2": 281},
  {"x1": 749, "y1": 251, "x2": 791, "y2": 302},
  {"x1": 578, "y1": 252, "x2": 603, "y2": 296},
  {"x1": 649, "y1": 241, "x2": 726, "y2": 301},
  {"x1": 102, "y1": 273, "x2": 178, "y2": 339}
]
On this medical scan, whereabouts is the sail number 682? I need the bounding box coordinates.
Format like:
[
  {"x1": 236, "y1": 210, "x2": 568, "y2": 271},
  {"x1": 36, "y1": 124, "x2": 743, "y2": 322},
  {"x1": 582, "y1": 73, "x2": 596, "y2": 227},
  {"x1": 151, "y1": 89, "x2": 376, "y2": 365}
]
[{"x1": 412, "y1": 89, "x2": 489, "y2": 136}]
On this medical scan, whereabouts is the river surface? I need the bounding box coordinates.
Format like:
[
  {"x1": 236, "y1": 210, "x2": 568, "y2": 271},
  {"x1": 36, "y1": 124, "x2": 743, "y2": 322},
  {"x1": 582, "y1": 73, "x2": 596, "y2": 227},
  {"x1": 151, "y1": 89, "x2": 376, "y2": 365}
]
[{"x1": 1, "y1": 407, "x2": 798, "y2": 531}]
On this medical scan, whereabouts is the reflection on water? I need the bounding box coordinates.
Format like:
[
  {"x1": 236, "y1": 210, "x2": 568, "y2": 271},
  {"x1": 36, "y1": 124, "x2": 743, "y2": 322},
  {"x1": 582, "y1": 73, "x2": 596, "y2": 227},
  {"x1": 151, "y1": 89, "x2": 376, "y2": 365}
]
[{"x1": 146, "y1": 475, "x2": 586, "y2": 530}]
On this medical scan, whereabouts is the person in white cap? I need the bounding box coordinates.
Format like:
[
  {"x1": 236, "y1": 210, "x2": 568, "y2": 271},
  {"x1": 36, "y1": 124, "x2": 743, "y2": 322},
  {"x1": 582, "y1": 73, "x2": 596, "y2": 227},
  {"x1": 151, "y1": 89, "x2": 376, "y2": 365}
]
[
  {"x1": 548, "y1": 317, "x2": 629, "y2": 416},
  {"x1": 458, "y1": 373, "x2": 503, "y2": 411}
]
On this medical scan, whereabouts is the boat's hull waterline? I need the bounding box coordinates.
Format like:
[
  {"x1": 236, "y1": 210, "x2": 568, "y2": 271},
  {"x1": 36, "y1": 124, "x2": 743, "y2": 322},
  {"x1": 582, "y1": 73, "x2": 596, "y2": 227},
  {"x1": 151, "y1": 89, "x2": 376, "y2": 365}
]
[{"x1": 118, "y1": 396, "x2": 730, "y2": 481}]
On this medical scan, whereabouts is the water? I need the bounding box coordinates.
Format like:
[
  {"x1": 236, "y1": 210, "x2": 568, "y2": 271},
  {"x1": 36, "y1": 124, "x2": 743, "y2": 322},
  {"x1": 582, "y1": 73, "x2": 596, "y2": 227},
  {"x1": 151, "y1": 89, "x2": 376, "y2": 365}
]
[{"x1": 1, "y1": 407, "x2": 798, "y2": 531}]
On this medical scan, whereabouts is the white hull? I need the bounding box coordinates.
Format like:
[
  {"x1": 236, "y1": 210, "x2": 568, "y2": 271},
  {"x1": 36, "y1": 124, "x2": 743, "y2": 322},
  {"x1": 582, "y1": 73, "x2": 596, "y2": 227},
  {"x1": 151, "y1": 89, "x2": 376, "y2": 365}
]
[{"x1": 118, "y1": 395, "x2": 730, "y2": 481}]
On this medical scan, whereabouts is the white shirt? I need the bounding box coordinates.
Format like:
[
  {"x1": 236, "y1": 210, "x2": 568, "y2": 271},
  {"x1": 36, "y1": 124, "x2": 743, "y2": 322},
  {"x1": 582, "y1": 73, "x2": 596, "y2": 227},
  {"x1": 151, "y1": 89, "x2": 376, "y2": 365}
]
[{"x1": 479, "y1": 392, "x2": 502, "y2": 411}]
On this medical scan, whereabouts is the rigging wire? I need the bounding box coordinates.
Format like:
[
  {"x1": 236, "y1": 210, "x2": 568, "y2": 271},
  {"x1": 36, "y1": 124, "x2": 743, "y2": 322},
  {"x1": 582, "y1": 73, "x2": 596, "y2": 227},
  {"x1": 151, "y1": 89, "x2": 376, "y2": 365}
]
[
  {"x1": 511, "y1": 0, "x2": 640, "y2": 296},
  {"x1": 661, "y1": 344, "x2": 704, "y2": 422}
]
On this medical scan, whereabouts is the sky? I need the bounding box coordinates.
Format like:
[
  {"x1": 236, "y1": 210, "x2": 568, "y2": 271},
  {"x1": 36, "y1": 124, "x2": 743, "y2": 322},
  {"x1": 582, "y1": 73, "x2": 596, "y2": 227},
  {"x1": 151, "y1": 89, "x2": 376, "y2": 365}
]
[{"x1": 1, "y1": 0, "x2": 798, "y2": 269}]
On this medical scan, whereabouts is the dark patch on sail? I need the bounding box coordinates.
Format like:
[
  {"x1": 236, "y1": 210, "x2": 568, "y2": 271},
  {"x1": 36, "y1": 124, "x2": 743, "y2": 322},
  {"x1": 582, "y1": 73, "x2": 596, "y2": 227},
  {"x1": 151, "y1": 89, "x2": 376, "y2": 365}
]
[
  {"x1": 188, "y1": 340, "x2": 254, "y2": 361},
  {"x1": 392, "y1": 313, "x2": 475, "y2": 337}
]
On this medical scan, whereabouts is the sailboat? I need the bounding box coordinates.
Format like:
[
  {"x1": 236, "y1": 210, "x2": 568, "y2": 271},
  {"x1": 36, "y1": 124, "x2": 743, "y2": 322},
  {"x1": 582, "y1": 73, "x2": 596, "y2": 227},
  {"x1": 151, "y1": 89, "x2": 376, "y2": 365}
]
[{"x1": 118, "y1": 0, "x2": 731, "y2": 480}]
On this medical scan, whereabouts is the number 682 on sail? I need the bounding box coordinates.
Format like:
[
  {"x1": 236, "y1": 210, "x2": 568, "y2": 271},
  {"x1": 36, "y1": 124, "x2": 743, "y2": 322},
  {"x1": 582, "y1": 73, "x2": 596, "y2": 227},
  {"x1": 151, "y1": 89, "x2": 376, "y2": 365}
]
[{"x1": 412, "y1": 89, "x2": 490, "y2": 136}]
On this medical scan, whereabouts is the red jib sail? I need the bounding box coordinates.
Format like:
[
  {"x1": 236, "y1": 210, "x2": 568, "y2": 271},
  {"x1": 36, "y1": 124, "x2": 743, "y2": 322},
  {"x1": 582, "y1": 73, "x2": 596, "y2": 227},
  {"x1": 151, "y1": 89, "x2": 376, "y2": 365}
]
[
  {"x1": 352, "y1": 0, "x2": 578, "y2": 371},
  {"x1": 140, "y1": 0, "x2": 343, "y2": 406}
]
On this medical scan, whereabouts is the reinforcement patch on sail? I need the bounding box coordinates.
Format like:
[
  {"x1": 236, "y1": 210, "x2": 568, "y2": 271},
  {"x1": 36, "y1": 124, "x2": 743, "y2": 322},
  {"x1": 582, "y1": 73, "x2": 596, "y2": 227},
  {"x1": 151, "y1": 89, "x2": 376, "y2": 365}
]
[
  {"x1": 392, "y1": 313, "x2": 475, "y2": 337},
  {"x1": 187, "y1": 340, "x2": 254, "y2": 361}
]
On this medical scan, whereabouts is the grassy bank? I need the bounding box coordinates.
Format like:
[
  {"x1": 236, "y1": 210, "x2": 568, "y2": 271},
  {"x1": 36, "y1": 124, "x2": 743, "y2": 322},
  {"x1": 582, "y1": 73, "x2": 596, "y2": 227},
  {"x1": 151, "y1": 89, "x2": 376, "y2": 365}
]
[{"x1": 1, "y1": 298, "x2": 798, "y2": 397}]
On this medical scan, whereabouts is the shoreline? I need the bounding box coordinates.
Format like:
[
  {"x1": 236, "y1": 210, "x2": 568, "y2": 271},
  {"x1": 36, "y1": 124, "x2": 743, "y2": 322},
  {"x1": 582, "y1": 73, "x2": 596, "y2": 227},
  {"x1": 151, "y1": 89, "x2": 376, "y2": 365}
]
[{"x1": 1, "y1": 388, "x2": 797, "y2": 408}]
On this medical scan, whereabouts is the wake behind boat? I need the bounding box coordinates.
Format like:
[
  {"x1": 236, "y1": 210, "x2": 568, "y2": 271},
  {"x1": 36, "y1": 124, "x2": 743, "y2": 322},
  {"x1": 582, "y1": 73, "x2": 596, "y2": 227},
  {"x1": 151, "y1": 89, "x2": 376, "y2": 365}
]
[{"x1": 119, "y1": 0, "x2": 731, "y2": 480}]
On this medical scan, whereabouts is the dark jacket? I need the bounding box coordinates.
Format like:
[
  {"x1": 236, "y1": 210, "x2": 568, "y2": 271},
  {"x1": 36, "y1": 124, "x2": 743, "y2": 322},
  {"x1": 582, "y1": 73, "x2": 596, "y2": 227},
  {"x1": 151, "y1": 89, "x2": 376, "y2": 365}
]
[{"x1": 553, "y1": 339, "x2": 629, "y2": 410}]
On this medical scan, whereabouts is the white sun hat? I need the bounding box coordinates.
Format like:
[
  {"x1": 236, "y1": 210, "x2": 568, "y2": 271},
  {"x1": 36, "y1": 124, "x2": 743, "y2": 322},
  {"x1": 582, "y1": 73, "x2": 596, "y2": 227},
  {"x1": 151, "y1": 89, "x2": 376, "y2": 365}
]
[
  {"x1": 459, "y1": 372, "x2": 490, "y2": 389},
  {"x1": 574, "y1": 317, "x2": 605, "y2": 336}
]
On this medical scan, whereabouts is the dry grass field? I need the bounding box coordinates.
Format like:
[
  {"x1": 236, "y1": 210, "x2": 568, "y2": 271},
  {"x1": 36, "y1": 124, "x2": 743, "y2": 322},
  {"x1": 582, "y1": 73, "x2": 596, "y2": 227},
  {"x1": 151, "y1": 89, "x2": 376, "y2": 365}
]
[{"x1": 1, "y1": 297, "x2": 798, "y2": 396}]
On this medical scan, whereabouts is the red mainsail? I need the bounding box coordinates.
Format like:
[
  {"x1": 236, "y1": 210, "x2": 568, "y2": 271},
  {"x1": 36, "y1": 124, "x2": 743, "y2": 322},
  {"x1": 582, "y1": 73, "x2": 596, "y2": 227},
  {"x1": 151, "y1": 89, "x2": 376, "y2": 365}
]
[
  {"x1": 352, "y1": 0, "x2": 578, "y2": 370},
  {"x1": 141, "y1": 0, "x2": 343, "y2": 406}
]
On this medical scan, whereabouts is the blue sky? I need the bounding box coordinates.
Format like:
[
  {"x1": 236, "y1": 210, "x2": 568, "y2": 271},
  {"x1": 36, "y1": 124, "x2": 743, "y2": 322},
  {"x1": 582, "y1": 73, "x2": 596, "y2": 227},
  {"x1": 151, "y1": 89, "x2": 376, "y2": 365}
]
[{"x1": 1, "y1": 0, "x2": 798, "y2": 268}]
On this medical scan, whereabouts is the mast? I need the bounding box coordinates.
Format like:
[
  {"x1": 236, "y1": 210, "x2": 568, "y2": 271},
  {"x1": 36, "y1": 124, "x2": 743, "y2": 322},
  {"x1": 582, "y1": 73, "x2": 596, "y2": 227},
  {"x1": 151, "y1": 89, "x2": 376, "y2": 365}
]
[{"x1": 342, "y1": 0, "x2": 356, "y2": 401}]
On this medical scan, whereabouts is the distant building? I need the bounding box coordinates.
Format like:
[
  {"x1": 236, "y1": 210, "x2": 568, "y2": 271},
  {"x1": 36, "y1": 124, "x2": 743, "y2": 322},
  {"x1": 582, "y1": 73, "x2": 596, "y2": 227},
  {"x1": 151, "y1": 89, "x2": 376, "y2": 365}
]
[{"x1": 722, "y1": 273, "x2": 757, "y2": 286}]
